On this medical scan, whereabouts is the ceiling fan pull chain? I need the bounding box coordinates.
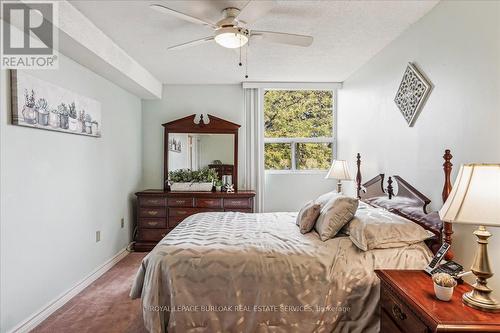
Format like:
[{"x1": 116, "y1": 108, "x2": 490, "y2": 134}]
[
  {"x1": 239, "y1": 37, "x2": 242, "y2": 67},
  {"x1": 245, "y1": 42, "x2": 249, "y2": 79}
]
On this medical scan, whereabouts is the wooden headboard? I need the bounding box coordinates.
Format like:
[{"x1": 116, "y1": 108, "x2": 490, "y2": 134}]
[{"x1": 354, "y1": 150, "x2": 454, "y2": 257}]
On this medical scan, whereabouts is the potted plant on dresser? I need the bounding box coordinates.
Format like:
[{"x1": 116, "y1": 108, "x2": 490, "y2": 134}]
[{"x1": 168, "y1": 167, "x2": 218, "y2": 192}]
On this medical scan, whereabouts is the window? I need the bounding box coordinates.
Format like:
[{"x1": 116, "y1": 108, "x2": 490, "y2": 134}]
[{"x1": 263, "y1": 90, "x2": 335, "y2": 171}]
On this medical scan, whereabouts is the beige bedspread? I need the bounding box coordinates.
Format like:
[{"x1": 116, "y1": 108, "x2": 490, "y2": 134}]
[{"x1": 130, "y1": 212, "x2": 432, "y2": 333}]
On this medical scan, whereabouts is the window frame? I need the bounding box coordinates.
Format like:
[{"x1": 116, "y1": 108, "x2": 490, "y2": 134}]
[{"x1": 261, "y1": 88, "x2": 337, "y2": 174}]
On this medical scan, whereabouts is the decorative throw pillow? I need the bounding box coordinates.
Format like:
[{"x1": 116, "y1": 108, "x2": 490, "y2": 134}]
[
  {"x1": 296, "y1": 201, "x2": 321, "y2": 234},
  {"x1": 348, "y1": 206, "x2": 434, "y2": 251},
  {"x1": 314, "y1": 191, "x2": 341, "y2": 208},
  {"x1": 315, "y1": 196, "x2": 359, "y2": 241}
]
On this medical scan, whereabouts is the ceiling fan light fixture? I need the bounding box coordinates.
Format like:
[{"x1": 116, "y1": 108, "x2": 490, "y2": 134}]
[{"x1": 215, "y1": 27, "x2": 249, "y2": 48}]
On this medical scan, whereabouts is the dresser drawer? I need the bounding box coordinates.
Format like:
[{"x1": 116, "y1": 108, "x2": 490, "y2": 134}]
[
  {"x1": 195, "y1": 198, "x2": 223, "y2": 208},
  {"x1": 167, "y1": 197, "x2": 194, "y2": 207},
  {"x1": 224, "y1": 198, "x2": 252, "y2": 209},
  {"x1": 139, "y1": 207, "x2": 166, "y2": 218},
  {"x1": 139, "y1": 197, "x2": 166, "y2": 207},
  {"x1": 225, "y1": 208, "x2": 253, "y2": 213},
  {"x1": 138, "y1": 228, "x2": 168, "y2": 242},
  {"x1": 169, "y1": 207, "x2": 199, "y2": 217},
  {"x1": 380, "y1": 283, "x2": 426, "y2": 333},
  {"x1": 168, "y1": 215, "x2": 187, "y2": 228},
  {"x1": 139, "y1": 218, "x2": 167, "y2": 229},
  {"x1": 168, "y1": 208, "x2": 223, "y2": 228}
]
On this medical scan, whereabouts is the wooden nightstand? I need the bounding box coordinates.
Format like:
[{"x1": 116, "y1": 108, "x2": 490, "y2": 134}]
[{"x1": 375, "y1": 270, "x2": 500, "y2": 333}]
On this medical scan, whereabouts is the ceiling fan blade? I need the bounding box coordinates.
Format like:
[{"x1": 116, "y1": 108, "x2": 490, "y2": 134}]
[
  {"x1": 168, "y1": 36, "x2": 214, "y2": 51},
  {"x1": 150, "y1": 4, "x2": 216, "y2": 28},
  {"x1": 236, "y1": 0, "x2": 277, "y2": 24},
  {"x1": 251, "y1": 30, "x2": 313, "y2": 47}
]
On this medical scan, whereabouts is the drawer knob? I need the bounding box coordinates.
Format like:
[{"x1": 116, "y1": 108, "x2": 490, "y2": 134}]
[
  {"x1": 391, "y1": 304, "x2": 407, "y2": 321},
  {"x1": 175, "y1": 200, "x2": 185, "y2": 204},
  {"x1": 149, "y1": 200, "x2": 160, "y2": 204},
  {"x1": 161, "y1": 233, "x2": 166, "y2": 237},
  {"x1": 148, "y1": 210, "x2": 158, "y2": 215},
  {"x1": 147, "y1": 221, "x2": 158, "y2": 226},
  {"x1": 177, "y1": 210, "x2": 187, "y2": 215}
]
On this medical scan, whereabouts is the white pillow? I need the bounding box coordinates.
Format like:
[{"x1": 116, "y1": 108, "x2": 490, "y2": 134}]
[
  {"x1": 315, "y1": 196, "x2": 359, "y2": 241},
  {"x1": 296, "y1": 201, "x2": 321, "y2": 234},
  {"x1": 347, "y1": 206, "x2": 434, "y2": 251},
  {"x1": 314, "y1": 191, "x2": 341, "y2": 207}
]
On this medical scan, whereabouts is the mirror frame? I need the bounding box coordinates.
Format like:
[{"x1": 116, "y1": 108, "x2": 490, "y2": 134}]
[{"x1": 162, "y1": 114, "x2": 240, "y2": 191}]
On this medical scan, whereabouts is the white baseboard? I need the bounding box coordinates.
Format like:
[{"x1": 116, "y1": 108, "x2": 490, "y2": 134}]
[{"x1": 9, "y1": 248, "x2": 130, "y2": 333}]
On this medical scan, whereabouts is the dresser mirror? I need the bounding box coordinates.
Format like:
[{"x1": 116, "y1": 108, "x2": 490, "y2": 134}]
[
  {"x1": 168, "y1": 133, "x2": 234, "y2": 175},
  {"x1": 163, "y1": 114, "x2": 240, "y2": 190}
]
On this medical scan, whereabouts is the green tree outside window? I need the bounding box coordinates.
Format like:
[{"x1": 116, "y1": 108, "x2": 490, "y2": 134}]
[{"x1": 264, "y1": 90, "x2": 334, "y2": 170}]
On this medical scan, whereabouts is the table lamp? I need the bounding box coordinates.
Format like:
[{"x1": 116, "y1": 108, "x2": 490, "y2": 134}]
[
  {"x1": 439, "y1": 164, "x2": 500, "y2": 312},
  {"x1": 325, "y1": 160, "x2": 352, "y2": 193}
]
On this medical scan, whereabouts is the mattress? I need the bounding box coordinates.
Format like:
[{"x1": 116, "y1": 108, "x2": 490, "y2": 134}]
[{"x1": 130, "y1": 211, "x2": 432, "y2": 333}]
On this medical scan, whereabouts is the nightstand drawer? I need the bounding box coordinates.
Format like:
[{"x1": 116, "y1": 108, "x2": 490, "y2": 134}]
[
  {"x1": 381, "y1": 309, "x2": 404, "y2": 333},
  {"x1": 380, "y1": 284, "x2": 427, "y2": 333}
]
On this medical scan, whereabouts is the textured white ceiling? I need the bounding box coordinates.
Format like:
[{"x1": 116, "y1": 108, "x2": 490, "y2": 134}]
[{"x1": 71, "y1": 0, "x2": 438, "y2": 84}]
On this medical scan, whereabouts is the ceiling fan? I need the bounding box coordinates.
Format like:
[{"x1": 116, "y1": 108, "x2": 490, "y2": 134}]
[{"x1": 150, "y1": 1, "x2": 314, "y2": 51}]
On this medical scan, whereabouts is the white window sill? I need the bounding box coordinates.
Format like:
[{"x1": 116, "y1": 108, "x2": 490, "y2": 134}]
[{"x1": 265, "y1": 170, "x2": 328, "y2": 175}]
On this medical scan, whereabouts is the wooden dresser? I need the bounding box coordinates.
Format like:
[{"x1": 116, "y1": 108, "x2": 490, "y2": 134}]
[
  {"x1": 134, "y1": 190, "x2": 256, "y2": 251},
  {"x1": 376, "y1": 270, "x2": 500, "y2": 333}
]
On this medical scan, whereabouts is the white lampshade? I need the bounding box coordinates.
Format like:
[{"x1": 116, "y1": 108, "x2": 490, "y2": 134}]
[
  {"x1": 439, "y1": 164, "x2": 500, "y2": 227},
  {"x1": 325, "y1": 160, "x2": 352, "y2": 180}
]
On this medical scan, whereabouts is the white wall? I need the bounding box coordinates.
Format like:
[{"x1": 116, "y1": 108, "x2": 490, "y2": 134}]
[
  {"x1": 0, "y1": 54, "x2": 142, "y2": 332},
  {"x1": 142, "y1": 85, "x2": 244, "y2": 188},
  {"x1": 264, "y1": 173, "x2": 336, "y2": 212},
  {"x1": 142, "y1": 85, "x2": 335, "y2": 211},
  {"x1": 338, "y1": 0, "x2": 500, "y2": 293}
]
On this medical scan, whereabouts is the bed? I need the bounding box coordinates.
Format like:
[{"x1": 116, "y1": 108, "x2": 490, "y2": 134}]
[{"x1": 130, "y1": 150, "x2": 455, "y2": 333}]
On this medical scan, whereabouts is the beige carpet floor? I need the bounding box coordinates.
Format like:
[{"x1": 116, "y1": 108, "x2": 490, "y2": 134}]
[{"x1": 32, "y1": 252, "x2": 148, "y2": 333}]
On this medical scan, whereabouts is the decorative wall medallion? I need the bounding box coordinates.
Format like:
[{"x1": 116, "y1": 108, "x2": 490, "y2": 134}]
[{"x1": 394, "y1": 63, "x2": 432, "y2": 126}]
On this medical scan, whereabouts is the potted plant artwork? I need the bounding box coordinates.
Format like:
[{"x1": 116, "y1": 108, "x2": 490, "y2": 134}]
[
  {"x1": 22, "y1": 89, "x2": 37, "y2": 124},
  {"x1": 84, "y1": 114, "x2": 92, "y2": 134},
  {"x1": 58, "y1": 103, "x2": 69, "y2": 129},
  {"x1": 36, "y1": 98, "x2": 49, "y2": 126},
  {"x1": 91, "y1": 120, "x2": 99, "y2": 135},
  {"x1": 78, "y1": 110, "x2": 85, "y2": 133},
  {"x1": 49, "y1": 108, "x2": 60, "y2": 128},
  {"x1": 168, "y1": 167, "x2": 218, "y2": 192},
  {"x1": 68, "y1": 102, "x2": 78, "y2": 132}
]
